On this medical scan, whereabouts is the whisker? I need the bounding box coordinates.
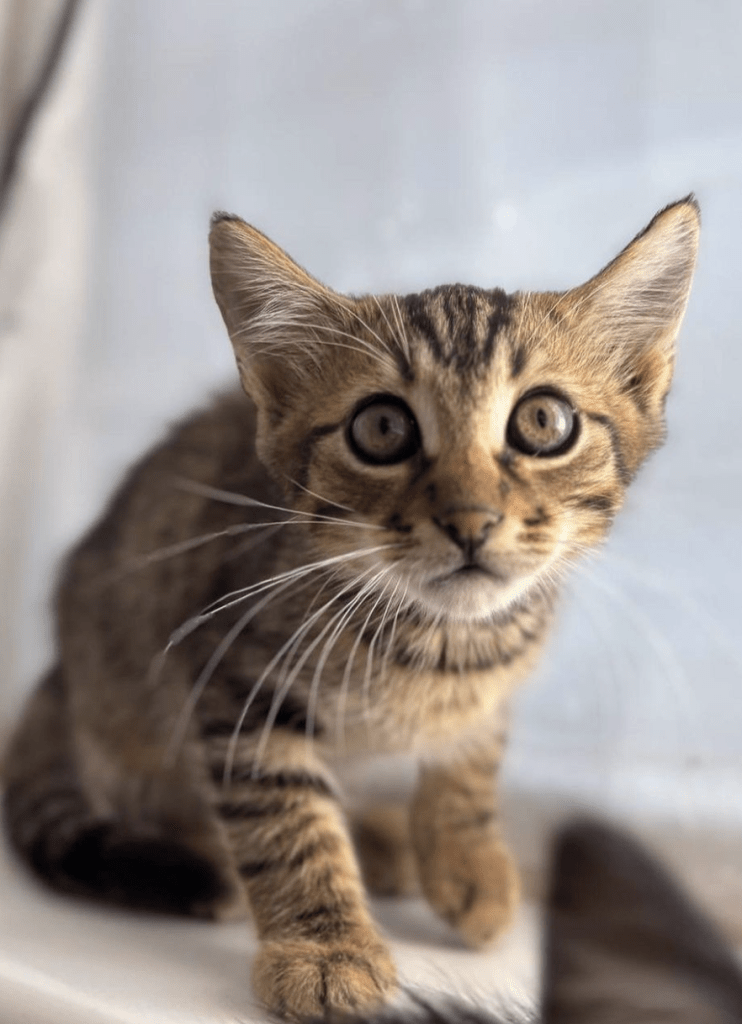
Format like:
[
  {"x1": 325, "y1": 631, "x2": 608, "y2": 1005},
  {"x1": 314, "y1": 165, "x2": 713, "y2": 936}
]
[
  {"x1": 203, "y1": 543, "x2": 398, "y2": 619},
  {"x1": 225, "y1": 570, "x2": 372, "y2": 783},
  {"x1": 222, "y1": 522, "x2": 284, "y2": 562},
  {"x1": 409, "y1": 604, "x2": 445, "y2": 676},
  {"x1": 369, "y1": 293, "x2": 402, "y2": 354},
  {"x1": 333, "y1": 573, "x2": 396, "y2": 750},
  {"x1": 341, "y1": 302, "x2": 397, "y2": 360},
  {"x1": 96, "y1": 521, "x2": 296, "y2": 585},
  {"x1": 390, "y1": 293, "x2": 413, "y2": 365},
  {"x1": 361, "y1": 577, "x2": 398, "y2": 737},
  {"x1": 298, "y1": 564, "x2": 346, "y2": 621},
  {"x1": 378, "y1": 575, "x2": 408, "y2": 684},
  {"x1": 163, "y1": 572, "x2": 315, "y2": 766},
  {"x1": 362, "y1": 573, "x2": 403, "y2": 724},
  {"x1": 234, "y1": 318, "x2": 397, "y2": 371},
  {"x1": 148, "y1": 545, "x2": 399, "y2": 697},
  {"x1": 567, "y1": 585, "x2": 631, "y2": 740},
  {"x1": 165, "y1": 563, "x2": 322, "y2": 649},
  {"x1": 253, "y1": 281, "x2": 397, "y2": 362},
  {"x1": 167, "y1": 544, "x2": 396, "y2": 649},
  {"x1": 254, "y1": 570, "x2": 386, "y2": 770},
  {"x1": 172, "y1": 476, "x2": 382, "y2": 529},
  {"x1": 146, "y1": 558, "x2": 325, "y2": 690},
  {"x1": 254, "y1": 336, "x2": 387, "y2": 364},
  {"x1": 602, "y1": 551, "x2": 742, "y2": 680},
  {"x1": 283, "y1": 475, "x2": 357, "y2": 515},
  {"x1": 304, "y1": 568, "x2": 392, "y2": 754}
]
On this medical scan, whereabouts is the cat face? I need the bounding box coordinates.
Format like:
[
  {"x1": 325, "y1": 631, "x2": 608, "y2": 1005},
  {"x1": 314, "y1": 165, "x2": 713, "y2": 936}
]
[{"x1": 210, "y1": 201, "x2": 699, "y2": 624}]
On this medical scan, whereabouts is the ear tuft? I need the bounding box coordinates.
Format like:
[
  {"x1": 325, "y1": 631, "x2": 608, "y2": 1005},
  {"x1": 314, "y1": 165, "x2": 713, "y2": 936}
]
[
  {"x1": 210, "y1": 210, "x2": 245, "y2": 229},
  {"x1": 654, "y1": 192, "x2": 700, "y2": 224}
]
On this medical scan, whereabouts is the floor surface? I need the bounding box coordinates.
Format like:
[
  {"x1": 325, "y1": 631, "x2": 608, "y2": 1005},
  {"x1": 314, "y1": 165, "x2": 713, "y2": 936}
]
[{"x1": 0, "y1": 832, "x2": 538, "y2": 1024}]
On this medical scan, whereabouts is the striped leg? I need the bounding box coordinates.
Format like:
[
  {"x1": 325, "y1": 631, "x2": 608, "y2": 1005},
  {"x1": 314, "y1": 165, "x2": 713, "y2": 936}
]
[
  {"x1": 410, "y1": 742, "x2": 519, "y2": 948},
  {"x1": 208, "y1": 733, "x2": 396, "y2": 1021}
]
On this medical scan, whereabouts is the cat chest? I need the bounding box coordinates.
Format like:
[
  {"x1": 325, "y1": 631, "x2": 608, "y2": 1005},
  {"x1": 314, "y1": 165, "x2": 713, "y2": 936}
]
[
  {"x1": 320, "y1": 661, "x2": 522, "y2": 756},
  {"x1": 198, "y1": 602, "x2": 548, "y2": 757}
]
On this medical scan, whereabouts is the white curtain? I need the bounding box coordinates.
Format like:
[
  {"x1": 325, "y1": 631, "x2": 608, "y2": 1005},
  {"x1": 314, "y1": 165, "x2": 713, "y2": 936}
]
[{"x1": 0, "y1": 0, "x2": 103, "y2": 722}]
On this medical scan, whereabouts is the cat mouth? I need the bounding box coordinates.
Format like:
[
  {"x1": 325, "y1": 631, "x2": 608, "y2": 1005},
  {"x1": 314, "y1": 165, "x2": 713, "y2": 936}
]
[
  {"x1": 451, "y1": 564, "x2": 491, "y2": 579},
  {"x1": 415, "y1": 559, "x2": 524, "y2": 622},
  {"x1": 432, "y1": 562, "x2": 509, "y2": 586}
]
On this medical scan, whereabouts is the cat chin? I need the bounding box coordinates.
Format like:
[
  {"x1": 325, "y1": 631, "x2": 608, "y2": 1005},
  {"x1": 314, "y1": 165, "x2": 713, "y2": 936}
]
[{"x1": 413, "y1": 571, "x2": 539, "y2": 624}]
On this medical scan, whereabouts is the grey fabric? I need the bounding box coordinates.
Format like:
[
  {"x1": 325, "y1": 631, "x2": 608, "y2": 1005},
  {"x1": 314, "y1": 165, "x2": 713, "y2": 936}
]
[
  {"x1": 0, "y1": 0, "x2": 98, "y2": 722},
  {"x1": 0, "y1": 1, "x2": 80, "y2": 218}
]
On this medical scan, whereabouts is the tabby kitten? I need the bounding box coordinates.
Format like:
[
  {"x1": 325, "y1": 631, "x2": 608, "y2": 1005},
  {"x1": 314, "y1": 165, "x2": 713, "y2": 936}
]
[{"x1": 4, "y1": 198, "x2": 699, "y2": 1021}]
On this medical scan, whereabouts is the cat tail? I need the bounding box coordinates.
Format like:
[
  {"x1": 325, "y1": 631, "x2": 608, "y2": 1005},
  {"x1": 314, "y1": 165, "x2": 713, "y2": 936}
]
[
  {"x1": 3, "y1": 665, "x2": 231, "y2": 915},
  {"x1": 3, "y1": 667, "x2": 93, "y2": 886}
]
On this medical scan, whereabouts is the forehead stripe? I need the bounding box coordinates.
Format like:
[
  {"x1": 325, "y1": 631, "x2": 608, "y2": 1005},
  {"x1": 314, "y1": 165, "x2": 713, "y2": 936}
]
[
  {"x1": 401, "y1": 287, "x2": 514, "y2": 374},
  {"x1": 509, "y1": 342, "x2": 527, "y2": 379},
  {"x1": 402, "y1": 293, "x2": 444, "y2": 363},
  {"x1": 481, "y1": 290, "x2": 515, "y2": 366}
]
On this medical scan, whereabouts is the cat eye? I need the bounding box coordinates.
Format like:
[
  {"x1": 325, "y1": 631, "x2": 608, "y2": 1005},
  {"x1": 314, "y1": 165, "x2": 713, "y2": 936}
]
[
  {"x1": 507, "y1": 389, "x2": 578, "y2": 457},
  {"x1": 348, "y1": 395, "x2": 420, "y2": 465}
]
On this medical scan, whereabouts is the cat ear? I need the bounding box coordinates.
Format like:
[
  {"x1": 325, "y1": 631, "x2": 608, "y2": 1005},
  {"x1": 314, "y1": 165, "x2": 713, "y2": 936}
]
[
  {"x1": 209, "y1": 214, "x2": 350, "y2": 411},
  {"x1": 542, "y1": 819, "x2": 742, "y2": 1024},
  {"x1": 568, "y1": 196, "x2": 700, "y2": 412}
]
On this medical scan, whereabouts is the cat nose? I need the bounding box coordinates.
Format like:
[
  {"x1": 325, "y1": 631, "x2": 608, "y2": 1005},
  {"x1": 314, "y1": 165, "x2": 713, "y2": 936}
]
[{"x1": 433, "y1": 508, "x2": 503, "y2": 560}]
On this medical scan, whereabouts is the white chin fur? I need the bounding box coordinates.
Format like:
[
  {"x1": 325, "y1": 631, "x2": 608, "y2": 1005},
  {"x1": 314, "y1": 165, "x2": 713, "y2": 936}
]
[{"x1": 413, "y1": 572, "x2": 539, "y2": 623}]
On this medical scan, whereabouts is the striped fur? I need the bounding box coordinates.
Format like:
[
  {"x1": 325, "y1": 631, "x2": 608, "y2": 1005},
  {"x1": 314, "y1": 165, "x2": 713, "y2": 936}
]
[{"x1": 4, "y1": 199, "x2": 699, "y2": 1020}]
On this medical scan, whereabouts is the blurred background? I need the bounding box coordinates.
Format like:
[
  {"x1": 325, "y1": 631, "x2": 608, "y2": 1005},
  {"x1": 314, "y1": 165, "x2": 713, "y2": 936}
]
[
  {"x1": 1, "y1": 0, "x2": 741, "y2": 968},
  {"x1": 3, "y1": 0, "x2": 742, "y2": 823}
]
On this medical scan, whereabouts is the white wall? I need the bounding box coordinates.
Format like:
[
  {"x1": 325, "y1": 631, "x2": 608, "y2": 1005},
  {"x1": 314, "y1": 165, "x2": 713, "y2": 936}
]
[{"x1": 10, "y1": 0, "x2": 742, "y2": 827}]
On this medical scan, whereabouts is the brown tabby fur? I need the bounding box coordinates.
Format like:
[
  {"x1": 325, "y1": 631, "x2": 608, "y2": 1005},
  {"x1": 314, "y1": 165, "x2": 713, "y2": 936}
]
[{"x1": 4, "y1": 199, "x2": 699, "y2": 1021}]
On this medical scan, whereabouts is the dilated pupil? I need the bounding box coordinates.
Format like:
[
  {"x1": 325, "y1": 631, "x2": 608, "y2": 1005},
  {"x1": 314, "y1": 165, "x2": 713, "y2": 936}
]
[
  {"x1": 507, "y1": 390, "x2": 577, "y2": 457},
  {"x1": 349, "y1": 397, "x2": 418, "y2": 465}
]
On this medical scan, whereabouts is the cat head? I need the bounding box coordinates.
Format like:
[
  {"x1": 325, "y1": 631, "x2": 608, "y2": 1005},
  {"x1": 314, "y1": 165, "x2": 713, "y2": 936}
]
[{"x1": 210, "y1": 201, "x2": 699, "y2": 623}]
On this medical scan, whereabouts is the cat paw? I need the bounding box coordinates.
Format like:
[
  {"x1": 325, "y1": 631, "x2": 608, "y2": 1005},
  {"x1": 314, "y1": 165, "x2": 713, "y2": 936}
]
[
  {"x1": 252, "y1": 934, "x2": 397, "y2": 1021},
  {"x1": 419, "y1": 837, "x2": 520, "y2": 948}
]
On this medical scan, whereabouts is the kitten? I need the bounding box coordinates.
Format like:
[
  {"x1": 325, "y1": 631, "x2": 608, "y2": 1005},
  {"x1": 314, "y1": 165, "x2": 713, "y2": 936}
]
[
  {"x1": 373, "y1": 819, "x2": 742, "y2": 1024},
  {"x1": 4, "y1": 198, "x2": 699, "y2": 1021}
]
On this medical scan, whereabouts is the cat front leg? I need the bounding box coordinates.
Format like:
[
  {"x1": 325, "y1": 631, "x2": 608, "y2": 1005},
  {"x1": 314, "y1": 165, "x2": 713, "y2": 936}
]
[
  {"x1": 410, "y1": 737, "x2": 519, "y2": 948},
  {"x1": 206, "y1": 731, "x2": 396, "y2": 1021}
]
